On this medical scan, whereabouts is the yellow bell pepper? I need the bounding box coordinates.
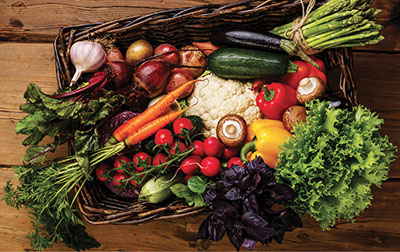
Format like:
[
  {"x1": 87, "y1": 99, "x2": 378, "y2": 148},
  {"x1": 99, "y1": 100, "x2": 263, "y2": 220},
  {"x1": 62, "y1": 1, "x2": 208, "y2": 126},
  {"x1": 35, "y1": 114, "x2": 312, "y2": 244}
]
[{"x1": 241, "y1": 119, "x2": 291, "y2": 168}]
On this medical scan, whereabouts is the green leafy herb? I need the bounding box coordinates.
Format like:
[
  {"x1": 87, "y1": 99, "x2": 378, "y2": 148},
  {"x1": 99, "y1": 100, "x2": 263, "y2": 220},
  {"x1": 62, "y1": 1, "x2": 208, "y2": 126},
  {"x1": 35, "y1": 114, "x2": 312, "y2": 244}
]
[
  {"x1": 275, "y1": 100, "x2": 397, "y2": 230},
  {"x1": 15, "y1": 83, "x2": 124, "y2": 164},
  {"x1": 171, "y1": 176, "x2": 208, "y2": 207}
]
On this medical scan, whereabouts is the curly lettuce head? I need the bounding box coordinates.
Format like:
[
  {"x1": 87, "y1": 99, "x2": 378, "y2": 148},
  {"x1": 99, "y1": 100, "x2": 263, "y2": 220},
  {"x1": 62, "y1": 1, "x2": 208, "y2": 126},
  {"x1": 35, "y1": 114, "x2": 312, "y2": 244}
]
[{"x1": 275, "y1": 100, "x2": 397, "y2": 230}]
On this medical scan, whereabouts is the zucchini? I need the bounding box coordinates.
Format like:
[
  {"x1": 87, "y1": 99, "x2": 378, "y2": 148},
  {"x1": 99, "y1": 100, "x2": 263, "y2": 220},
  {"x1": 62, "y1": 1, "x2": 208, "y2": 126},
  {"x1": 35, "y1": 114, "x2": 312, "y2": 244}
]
[
  {"x1": 210, "y1": 27, "x2": 320, "y2": 69},
  {"x1": 207, "y1": 47, "x2": 298, "y2": 79}
]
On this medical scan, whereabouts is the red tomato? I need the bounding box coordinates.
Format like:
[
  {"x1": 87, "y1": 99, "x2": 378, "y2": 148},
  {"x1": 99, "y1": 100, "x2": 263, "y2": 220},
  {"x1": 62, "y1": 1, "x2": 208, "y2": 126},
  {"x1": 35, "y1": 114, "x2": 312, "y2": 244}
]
[
  {"x1": 113, "y1": 155, "x2": 131, "y2": 174},
  {"x1": 169, "y1": 141, "x2": 187, "y2": 155},
  {"x1": 173, "y1": 117, "x2": 194, "y2": 138},
  {"x1": 128, "y1": 170, "x2": 142, "y2": 187},
  {"x1": 191, "y1": 140, "x2": 205, "y2": 157},
  {"x1": 133, "y1": 152, "x2": 152, "y2": 172},
  {"x1": 112, "y1": 173, "x2": 126, "y2": 186},
  {"x1": 152, "y1": 153, "x2": 169, "y2": 168},
  {"x1": 155, "y1": 128, "x2": 174, "y2": 146},
  {"x1": 200, "y1": 156, "x2": 221, "y2": 177},
  {"x1": 95, "y1": 163, "x2": 109, "y2": 182},
  {"x1": 222, "y1": 147, "x2": 239, "y2": 161},
  {"x1": 227, "y1": 157, "x2": 244, "y2": 168},
  {"x1": 180, "y1": 155, "x2": 202, "y2": 175},
  {"x1": 203, "y1": 137, "x2": 223, "y2": 158}
]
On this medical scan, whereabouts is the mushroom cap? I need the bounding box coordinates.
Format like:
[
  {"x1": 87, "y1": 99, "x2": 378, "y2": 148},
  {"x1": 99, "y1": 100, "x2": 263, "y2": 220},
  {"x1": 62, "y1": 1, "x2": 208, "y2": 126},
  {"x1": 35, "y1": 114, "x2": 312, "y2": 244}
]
[{"x1": 216, "y1": 114, "x2": 247, "y2": 148}]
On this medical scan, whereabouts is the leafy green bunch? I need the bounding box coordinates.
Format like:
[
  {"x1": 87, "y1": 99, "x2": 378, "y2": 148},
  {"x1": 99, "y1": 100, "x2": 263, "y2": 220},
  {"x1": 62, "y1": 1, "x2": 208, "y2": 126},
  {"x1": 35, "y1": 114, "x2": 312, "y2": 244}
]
[{"x1": 275, "y1": 100, "x2": 397, "y2": 230}]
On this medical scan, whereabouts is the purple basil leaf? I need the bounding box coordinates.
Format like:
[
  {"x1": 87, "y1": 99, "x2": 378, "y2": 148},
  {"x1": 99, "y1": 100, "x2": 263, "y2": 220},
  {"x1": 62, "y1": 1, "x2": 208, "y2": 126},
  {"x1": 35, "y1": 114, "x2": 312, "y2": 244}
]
[
  {"x1": 241, "y1": 237, "x2": 257, "y2": 250},
  {"x1": 226, "y1": 220, "x2": 244, "y2": 251},
  {"x1": 273, "y1": 230, "x2": 284, "y2": 244},
  {"x1": 197, "y1": 214, "x2": 226, "y2": 241},
  {"x1": 225, "y1": 187, "x2": 243, "y2": 201},
  {"x1": 241, "y1": 212, "x2": 277, "y2": 242},
  {"x1": 246, "y1": 156, "x2": 269, "y2": 176},
  {"x1": 279, "y1": 208, "x2": 303, "y2": 230},
  {"x1": 222, "y1": 165, "x2": 247, "y2": 185},
  {"x1": 204, "y1": 186, "x2": 217, "y2": 205},
  {"x1": 243, "y1": 193, "x2": 258, "y2": 213},
  {"x1": 273, "y1": 184, "x2": 295, "y2": 201},
  {"x1": 213, "y1": 201, "x2": 240, "y2": 221}
]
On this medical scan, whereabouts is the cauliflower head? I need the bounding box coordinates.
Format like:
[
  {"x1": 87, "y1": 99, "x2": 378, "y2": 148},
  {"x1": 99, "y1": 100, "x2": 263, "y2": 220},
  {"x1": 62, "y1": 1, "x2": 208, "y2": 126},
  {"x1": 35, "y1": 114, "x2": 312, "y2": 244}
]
[{"x1": 186, "y1": 73, "x2": 262, "y2": 137}]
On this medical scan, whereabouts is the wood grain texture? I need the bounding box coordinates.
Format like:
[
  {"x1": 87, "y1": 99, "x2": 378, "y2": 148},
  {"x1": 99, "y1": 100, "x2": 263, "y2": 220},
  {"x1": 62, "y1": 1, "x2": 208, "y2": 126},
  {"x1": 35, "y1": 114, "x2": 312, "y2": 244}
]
[
  {"x1": 1, "y1": 167, "x2": 399, "y2": 251},
  {"x1": 0, "y1": 0, "x2": 398, "y2": 52}
]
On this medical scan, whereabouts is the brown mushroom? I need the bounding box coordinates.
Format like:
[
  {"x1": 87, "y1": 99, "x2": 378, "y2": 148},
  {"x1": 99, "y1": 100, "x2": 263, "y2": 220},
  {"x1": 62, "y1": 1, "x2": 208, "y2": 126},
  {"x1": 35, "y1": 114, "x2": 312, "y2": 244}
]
[
  {"x1": 282, "y1": 106, "x2": 307, "y2": 132},
  {"x1": 216, "y1": 114, "x2": 247, "y2": 148},
  {"x1": 296, "y1": 77, "x2": 326, "y2": 104}
]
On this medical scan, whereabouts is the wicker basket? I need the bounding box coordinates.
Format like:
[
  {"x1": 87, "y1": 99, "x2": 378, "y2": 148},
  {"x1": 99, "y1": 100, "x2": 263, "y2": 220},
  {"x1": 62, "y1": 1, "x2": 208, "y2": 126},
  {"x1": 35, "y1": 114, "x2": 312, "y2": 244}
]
[{"x1": 53, "y1": 0, "x2": 358, "y2": 225}]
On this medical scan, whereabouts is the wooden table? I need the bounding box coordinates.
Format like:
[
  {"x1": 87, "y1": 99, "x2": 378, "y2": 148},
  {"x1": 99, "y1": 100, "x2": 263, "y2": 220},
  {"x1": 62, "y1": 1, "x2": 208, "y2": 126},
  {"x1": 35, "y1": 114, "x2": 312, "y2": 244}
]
[{"x1": 0, "y1": 1, "x2": 399, "y2": 251}]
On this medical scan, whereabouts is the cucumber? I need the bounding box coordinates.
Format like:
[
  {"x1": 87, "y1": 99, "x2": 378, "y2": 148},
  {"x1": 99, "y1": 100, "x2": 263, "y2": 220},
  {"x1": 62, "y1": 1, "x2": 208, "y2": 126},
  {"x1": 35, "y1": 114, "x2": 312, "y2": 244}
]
[{"x1": 207, "y1": 47, "x2": 298, "y2": 79}]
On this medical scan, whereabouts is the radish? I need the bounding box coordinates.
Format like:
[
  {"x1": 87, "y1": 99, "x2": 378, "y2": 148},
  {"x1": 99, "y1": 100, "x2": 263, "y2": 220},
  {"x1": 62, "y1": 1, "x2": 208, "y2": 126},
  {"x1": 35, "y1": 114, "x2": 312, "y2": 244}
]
[
  {"x1": 191, "y1": 140, "x2": 205, "y2": 157},
  {"x1": 222, "y1": 147, "x2": 239, "y2": 161},
  {"x1": 204, "y1": 137, "x2": 224, "y2": 158},
  {"x1": 200, "y1": 156, "x2": 221, "y2": 177},
  {"x1": 180, "y1": 155, "x2": 202, "y2": 175},
  {"x1": 227, "y1": 157, "x2": 243, "y2": 168},
  {"x1": 169, "y1": 141, "x2": 186, "y2": 155}
]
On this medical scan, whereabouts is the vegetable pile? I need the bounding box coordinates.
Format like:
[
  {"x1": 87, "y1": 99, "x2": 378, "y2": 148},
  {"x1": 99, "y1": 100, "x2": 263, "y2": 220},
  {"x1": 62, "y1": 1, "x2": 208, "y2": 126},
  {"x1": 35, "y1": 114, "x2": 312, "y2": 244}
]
[{"x1": 3, "y1": 0, "x2": 396, "y2": 251}]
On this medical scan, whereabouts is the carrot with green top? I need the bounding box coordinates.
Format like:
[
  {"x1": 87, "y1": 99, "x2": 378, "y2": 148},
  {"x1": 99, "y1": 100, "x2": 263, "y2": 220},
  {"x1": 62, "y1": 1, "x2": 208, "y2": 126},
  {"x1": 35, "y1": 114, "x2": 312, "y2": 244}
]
[{"x1": 107, "y1": 79, "x2": 198, "y2": 145}]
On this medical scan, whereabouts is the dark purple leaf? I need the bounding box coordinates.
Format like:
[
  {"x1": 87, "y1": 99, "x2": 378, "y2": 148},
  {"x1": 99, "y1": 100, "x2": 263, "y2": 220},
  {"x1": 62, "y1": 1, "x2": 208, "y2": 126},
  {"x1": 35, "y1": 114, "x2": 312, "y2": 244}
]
[
  {"x1": 243, "y1": 193, "x2": 258, "y2": 213},
  {"x1": 226, "y1": 220, "x2": 244, "y2": 251},
  {"x1": 213, "y1": 201, "x2": 240, "y2": 221},
  {"x1": 241, "y1": 237, "x2": 257, "y2": 250},
  {"x1": 246, "y1": 156, "x2": 270, "y2": 176},
  {"x1": 225, "y1": 187, "x2": 243, "y2": 201},
  {"x1": 273, "y1": 184, "x2": 295, "y2": 200},
  {"x1": 197, "y1": 215, "x2": 226, "y2": 241},
  {"x1": 98, "y1": 111, "x2": 138, "y2": 146},
  {"x1": 203, "y1": 186, "x2": 217, "y2": 205},
  {"x1": 279, "y1": 208, "x2": 303, "y2": 230},
  {"x1": 222, "y1": 165, "x2": 247, "y2": 185},
  {"x1": 241, "y1": 212, "x2": 276, "y2": 242}
]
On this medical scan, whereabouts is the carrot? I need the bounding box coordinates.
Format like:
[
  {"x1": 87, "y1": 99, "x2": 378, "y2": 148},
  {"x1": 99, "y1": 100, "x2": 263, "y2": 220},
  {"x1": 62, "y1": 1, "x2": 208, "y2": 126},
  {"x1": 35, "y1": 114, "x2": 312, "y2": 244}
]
[
  {"x1": 112, "y1": 79, "x2": 198, "y2": 142},
  {"x1": 124, "y1": 107, "x2": 190, "y2": 146}
]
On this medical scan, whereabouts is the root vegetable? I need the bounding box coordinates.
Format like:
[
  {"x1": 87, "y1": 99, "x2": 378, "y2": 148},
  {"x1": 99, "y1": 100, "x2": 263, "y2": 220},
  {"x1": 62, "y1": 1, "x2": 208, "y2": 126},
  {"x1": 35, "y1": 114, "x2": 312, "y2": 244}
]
[
  {"x1": 126, "y1": 39, "x2": 153, "y2": 65},
  {"x1": 154, "y1": 43, "x2": 179, "y2": 65},
  {"x1": 70, "y1": 40, "x2": 107, "y2": 86},
  {"x1": 179, "y1": 45, "x2": 206, "y2": 78},
  {"x1": 134, "y1": 59, "x2": 172, "y2": 98},
  {"x1": 165, "y1": 68, "x2": 194, "y2": 98},
  {"x1": 107, "y1": 47, "x2": 124, "y2": 62}
]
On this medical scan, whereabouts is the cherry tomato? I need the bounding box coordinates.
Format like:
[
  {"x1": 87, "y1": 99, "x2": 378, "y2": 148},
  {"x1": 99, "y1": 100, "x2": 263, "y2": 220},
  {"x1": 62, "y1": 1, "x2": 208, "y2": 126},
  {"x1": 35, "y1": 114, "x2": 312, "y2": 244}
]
[
  {"x1": 227, "y1": 157, "x2": 244, "y2": 168},
  {"x1": 222, "y1": 147, "x2": 239, "y2": 161},
  {"x1": 128, "y1": 170, "x2": 142, "y2": 187},
  {"x1": 112, "y1": 173, "x2": 126, "y2": 186},
  {"x1": 180, "y1": 155, "x2": 202, "y2": 175},
  {"x1": 169, "y1": 141, "x2": 186, "y2": 155},
  {"x1": 152, "y1": 153, "x2": 169, "y2": 168},
  {"x1": 155, "y1": 128, "x2": 174, "y2": 146},
  {"x1": 133, "y1": 152, "x2": 152, "y2": 172},
  {"x1": 200, "y1": 156, "x2": 221, "y2": 177},
  {"x1": 95, "y1": 163, "x2": 109, "y2": 182},
  {"x1": 113, "y1": 155, "x2": 131, "y2": 174},
  {"x1": 191, "y1": 140, "x2": 205, "y2": 157},
  {"x1": 184, "y1": 174, "x2": 193, "y2": 183},
  {"x1": 173, "y1": 117, "x2": 194, "y2": 138},
  {"x1": 203, "y1": 137, "x2": 223, "y2": 158}
]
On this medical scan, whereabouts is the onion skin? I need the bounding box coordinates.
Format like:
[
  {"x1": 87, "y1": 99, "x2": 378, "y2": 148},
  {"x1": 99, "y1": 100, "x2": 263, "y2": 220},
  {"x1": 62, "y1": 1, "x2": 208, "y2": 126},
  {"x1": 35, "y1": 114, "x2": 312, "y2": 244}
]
[
  {"x1": 179, "y1": 45, "x2": 207, "y2": 78},
  {"x1": 154, "y1": 44, "x2": 179, "y2": 65},
  {"x1": 107, "y1": 61, "x2": 133, "y2": 89},
  {"x1": 134, "y1": 59, "x2": 172, "y2": 98},
  {"x1": 70, "y1": 40, "x2": 107, "y2": 86},
  {"x1": 165, "y1": 68, "x2": 194, "y2": 98},
  {"x1": 107, "y1": 47, "x2": 124, "y2": 62}
]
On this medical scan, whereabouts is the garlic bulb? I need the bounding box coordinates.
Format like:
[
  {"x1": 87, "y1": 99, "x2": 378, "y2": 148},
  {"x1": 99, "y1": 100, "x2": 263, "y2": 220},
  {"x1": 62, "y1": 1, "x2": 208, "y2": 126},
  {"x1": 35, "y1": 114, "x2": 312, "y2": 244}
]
[{"x1": 69, "y1": 40, "x2": 107, "y2": 86}]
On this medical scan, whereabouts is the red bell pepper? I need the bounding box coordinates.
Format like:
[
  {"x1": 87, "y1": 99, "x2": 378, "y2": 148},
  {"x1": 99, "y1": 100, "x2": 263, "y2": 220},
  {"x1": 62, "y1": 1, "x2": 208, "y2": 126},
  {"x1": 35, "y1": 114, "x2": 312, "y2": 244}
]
[
  {"x1": 279, "y1": 56, "x2": 327, "y2": 89},
  {"x1": 256, "y1": 83, "x2": 297, "y2": 120}
]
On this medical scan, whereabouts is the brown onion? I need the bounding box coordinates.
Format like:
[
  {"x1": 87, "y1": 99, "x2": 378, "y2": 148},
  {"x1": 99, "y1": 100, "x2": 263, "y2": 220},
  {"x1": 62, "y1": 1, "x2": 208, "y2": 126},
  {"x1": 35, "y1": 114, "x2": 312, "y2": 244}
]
[
  {"x1": 178, "y1": 45, "x2": 207, "y2": 78},
  {"x1": 134, "y1": 59, "x2": 172, "y2": 98},
  {"x1": 165, "y1": 68, "x2": 194, "y2": 99}
]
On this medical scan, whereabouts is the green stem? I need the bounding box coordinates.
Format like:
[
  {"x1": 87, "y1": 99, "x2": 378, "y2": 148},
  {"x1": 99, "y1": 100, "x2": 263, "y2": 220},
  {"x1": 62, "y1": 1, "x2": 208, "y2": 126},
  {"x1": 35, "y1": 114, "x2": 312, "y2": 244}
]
[
  {"x1": 315, "y1": 30, "x2": 380, "y2": 49},
  {"x1": 240, "y1": 140, "x2": 257, "y2": 163}
]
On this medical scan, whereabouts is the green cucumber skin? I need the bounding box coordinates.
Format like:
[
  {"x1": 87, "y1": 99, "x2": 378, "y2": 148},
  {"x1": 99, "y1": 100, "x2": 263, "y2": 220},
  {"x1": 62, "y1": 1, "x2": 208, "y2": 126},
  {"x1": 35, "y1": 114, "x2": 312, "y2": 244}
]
[{"x1": 207, "y1": 47, "x2": 289, "y2": 79}]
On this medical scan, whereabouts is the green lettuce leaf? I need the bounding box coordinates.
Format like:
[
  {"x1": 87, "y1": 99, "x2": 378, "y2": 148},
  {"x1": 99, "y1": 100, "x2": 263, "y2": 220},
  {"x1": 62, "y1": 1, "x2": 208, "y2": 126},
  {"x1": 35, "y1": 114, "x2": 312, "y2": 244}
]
[{"x1": 275, "y1": 100, "x2": 397, "y2": 230}]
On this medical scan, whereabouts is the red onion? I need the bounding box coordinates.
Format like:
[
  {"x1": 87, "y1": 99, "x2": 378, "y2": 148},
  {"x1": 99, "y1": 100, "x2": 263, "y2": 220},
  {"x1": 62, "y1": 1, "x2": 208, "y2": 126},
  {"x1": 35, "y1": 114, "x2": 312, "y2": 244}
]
[{"x1": 70, "y1": 40, "x2": 107, "y2": 86}]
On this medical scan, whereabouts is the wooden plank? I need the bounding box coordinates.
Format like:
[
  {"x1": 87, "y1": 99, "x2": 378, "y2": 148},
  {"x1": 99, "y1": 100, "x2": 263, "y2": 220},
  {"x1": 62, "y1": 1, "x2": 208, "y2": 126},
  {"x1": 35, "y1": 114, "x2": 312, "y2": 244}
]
[
  {"x1": 0, "y1": 0, "x2": 398, "y2": 52},
  {"x1": 1, "y1": 167, "x2": 399, "y2": 251}
]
